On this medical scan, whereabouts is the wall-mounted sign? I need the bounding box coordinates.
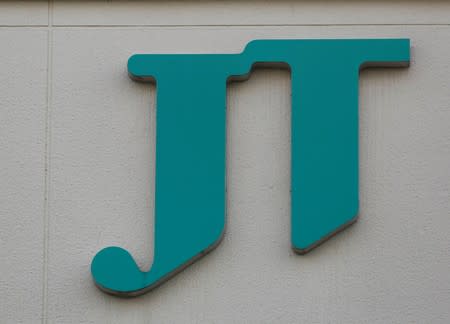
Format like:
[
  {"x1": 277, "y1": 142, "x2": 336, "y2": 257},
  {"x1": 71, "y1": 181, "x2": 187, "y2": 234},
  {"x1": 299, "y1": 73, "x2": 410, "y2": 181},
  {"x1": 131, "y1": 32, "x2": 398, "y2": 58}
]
[{"x1": 91, "y1": 39, "x2": 410, "y2": 297}]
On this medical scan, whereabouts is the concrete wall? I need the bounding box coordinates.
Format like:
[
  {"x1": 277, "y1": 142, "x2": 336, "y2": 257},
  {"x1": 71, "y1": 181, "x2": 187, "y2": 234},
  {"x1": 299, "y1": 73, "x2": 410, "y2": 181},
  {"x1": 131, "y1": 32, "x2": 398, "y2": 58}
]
[{"x1": 1, "y1": 1, "x2": 449, "y2": 323}]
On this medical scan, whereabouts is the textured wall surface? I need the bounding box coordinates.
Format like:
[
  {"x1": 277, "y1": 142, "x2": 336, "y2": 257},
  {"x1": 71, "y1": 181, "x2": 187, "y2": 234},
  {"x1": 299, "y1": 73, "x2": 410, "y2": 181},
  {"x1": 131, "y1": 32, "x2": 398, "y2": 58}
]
[{"x1": 1, "y1": 1, "x2": 449, "y2": 323}]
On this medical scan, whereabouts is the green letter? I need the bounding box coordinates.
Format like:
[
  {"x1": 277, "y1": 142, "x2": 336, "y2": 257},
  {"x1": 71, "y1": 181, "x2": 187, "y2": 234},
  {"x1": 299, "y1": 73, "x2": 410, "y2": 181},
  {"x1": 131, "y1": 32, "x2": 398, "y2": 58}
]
[{"x1": 91, "y1": 39, "x2": 409, "y2": 296}]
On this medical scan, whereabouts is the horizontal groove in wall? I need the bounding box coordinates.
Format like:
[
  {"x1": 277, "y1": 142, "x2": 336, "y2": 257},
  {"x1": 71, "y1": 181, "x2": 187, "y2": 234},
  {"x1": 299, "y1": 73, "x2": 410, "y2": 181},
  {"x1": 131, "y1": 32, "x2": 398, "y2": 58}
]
[
  {"x1": 52, "y1": 1, "x2": 450, "y2": 26},
  {"x1": 1, "y1": 2, "x2": 449, "y2": 27},
  {"x1": 0, "y1": 24, "x2": 449, "y2": 28}
]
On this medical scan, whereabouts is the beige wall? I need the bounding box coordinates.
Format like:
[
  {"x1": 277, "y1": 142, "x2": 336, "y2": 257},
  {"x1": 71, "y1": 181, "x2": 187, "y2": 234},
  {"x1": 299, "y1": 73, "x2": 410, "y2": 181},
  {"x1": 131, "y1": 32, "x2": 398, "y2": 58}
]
[{"x1": 1, "y1": 1, "x2": 450, "y2": 323}]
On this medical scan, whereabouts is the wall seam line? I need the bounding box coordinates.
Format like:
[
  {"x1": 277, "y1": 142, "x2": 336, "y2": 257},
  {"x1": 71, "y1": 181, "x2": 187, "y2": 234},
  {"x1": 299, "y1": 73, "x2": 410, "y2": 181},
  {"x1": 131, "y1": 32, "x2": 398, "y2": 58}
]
[
  {"x1": 42, "y1": 1, "x2": 53, "y2": 324},
  {"x1": 39, "y1": 23, "x2": 450, "y2": 27},
  {"x1": 0, "y1": 23, "x2": 449, "y2": 28}
]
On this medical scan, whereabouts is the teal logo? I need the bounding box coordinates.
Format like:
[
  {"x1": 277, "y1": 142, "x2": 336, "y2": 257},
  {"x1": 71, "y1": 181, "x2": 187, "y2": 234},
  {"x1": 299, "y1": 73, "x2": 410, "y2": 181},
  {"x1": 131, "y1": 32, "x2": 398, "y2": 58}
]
[{"x1": 91, "y1": 39, "x2": 410, "y2": 296}]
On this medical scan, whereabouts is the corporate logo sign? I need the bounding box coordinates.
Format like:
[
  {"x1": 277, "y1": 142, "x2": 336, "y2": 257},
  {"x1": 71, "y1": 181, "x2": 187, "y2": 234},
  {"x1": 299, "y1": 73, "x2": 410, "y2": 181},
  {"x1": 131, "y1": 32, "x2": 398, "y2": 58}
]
[{"x1": 91, "y1": 39, "x2": 410, "y2": 297}]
